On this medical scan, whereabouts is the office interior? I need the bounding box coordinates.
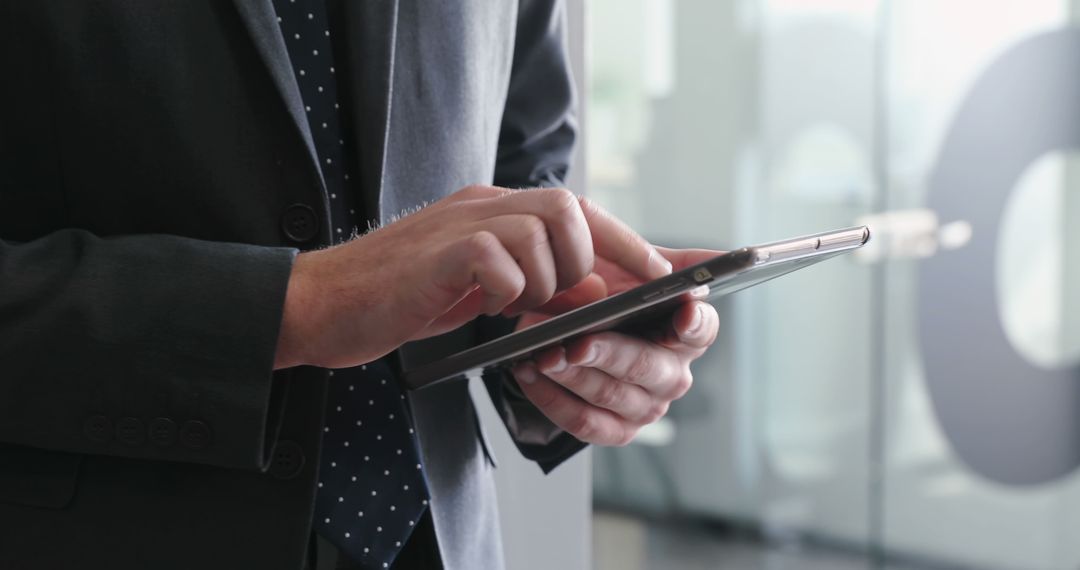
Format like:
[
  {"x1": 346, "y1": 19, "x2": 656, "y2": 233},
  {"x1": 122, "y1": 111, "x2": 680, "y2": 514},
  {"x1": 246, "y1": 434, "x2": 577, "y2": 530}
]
[{"x1": 582, "y1": 1, "x2": 1080, "y2": 569}]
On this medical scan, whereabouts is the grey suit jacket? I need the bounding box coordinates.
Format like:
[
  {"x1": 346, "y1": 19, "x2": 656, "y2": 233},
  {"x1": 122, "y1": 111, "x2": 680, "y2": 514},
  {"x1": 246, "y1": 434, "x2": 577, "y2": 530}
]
[{"x1": 0, "y1": 1, "x2": 583, "y2": 568}]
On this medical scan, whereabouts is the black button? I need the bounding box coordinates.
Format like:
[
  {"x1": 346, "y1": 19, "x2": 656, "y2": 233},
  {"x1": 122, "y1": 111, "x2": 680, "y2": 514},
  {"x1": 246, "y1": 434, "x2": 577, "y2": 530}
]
[
  {"x1": 179, "y1": 420, "x2": 213, "y2": 450},
  {"x1": 269, "y1": 440, "x2": 306, "y2": 480},
  {"x1": 280, "y1": 204, "x2": 319, "y2": 243},
  {"x1": 149, "y1": 418, "x2": 178, "y2": 448},
  {"x1": 116, "y1": 417, "x2": 146, "y2": 446},
  {"x1": 84, "y1": 415, "x2": 112, "y2": 443}
]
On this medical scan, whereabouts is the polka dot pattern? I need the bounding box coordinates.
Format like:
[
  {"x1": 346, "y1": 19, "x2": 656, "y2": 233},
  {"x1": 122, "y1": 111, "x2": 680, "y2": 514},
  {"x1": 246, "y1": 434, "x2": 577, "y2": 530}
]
[
  {"x1": 273, "y1": 0, "x2": 357, "y2": 246},
  {"x1": 271, "y1": 2, "x2": 429, "y2": 568},
  {"x1": 313, "y1": 360, "x2": 431, "y2": 568}
]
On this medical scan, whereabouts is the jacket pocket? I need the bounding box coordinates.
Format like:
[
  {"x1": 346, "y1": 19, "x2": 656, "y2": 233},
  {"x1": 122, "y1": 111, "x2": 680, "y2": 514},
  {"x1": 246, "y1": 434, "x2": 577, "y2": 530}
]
[{"x1": 0, "y1": 443, "x2": 82, "y2": 509}]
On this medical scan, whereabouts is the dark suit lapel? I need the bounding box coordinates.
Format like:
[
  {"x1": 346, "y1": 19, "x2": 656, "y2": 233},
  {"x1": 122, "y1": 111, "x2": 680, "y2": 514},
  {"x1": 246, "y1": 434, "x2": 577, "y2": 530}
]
[
  {"x1": 334, "y1": 0, "x2": 399, "y2": 224},
  {"x1": 232, "y1": 0, "x2": 323, "y2": 189}
]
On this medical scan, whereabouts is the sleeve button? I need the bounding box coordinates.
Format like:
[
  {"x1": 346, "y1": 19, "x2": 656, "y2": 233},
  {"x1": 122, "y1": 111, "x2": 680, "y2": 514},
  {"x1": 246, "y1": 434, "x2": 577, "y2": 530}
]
[
  {"x1": 84, "y1": 415, "x2": 112, "y2": 443},
  {"x1": 280, "y1": 204, "x2": 319, "y2": 243},
  {"x1": 269, "y1": 440, "x2": 306, "y2": 480},
  {"x1": 149, "y1": 418, "x2": 178, "y2": 448},
  {"x1": 179, "y1": 420, "x2": 213, "y2": 450},
  {"x1": 116, "y1": 417, "x2": 146, "y2": 446}
]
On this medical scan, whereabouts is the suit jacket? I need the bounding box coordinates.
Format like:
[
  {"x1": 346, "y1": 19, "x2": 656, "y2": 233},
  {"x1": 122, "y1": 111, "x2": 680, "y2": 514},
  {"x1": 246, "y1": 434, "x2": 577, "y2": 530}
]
[{"x1": 0, "y1": 1, "x2": 585, "y2": 568}]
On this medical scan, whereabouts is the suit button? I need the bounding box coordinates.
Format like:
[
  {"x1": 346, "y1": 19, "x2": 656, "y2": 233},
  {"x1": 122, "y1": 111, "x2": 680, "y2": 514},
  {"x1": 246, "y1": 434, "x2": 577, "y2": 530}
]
[
  {"x1": 280, "y1": 204, "x2": 319, "y2": 243},
  {"x1": 116, "y1": 417, "x2": 146, "y2": 446},
  {"x1": 179, "y1": 420, "x2": 213, "y2": 450},
  {"x1": 84, "y1": 415, "x2": 112, "y2": 443},
  {"x1": 269, "y1": 440, "x2": 305, "y2": 480},
  {"x1": 149, "y1": 418, "x2": 178, "y2": 448}
]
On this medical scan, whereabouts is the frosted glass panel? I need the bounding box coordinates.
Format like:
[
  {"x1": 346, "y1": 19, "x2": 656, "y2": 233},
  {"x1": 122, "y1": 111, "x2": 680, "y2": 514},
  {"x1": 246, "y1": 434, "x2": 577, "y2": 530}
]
[{"x1": 589, "y1": 1, "x2": 1080, "y2": 568}]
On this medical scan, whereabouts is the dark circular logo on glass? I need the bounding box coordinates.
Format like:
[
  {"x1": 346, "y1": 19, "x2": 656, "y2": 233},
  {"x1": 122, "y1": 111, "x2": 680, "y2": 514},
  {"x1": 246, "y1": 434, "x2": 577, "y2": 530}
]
[{"x1": 920, "y1": 29, "x2": 1080, "y2": 485}]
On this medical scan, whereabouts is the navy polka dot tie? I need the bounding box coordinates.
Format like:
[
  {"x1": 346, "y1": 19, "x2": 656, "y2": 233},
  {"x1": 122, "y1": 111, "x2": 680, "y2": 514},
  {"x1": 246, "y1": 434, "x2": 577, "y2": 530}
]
[{"x1": 272, "y1": 1, "x2": 431, "y2": 567}]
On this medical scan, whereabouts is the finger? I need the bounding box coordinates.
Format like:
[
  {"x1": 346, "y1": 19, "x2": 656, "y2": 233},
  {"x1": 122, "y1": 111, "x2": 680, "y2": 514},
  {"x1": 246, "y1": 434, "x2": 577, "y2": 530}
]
[
  {"x1": 577, "y1": 196, "x2": 672, "y2": 280},
  {"x1": 427, "y1": 231, "x2": 525, "y2": 317},
  {"x1": 654, "y1": 247, "x2": 727, "y2": 271},
  {"x1": 532, "y1": 346, "x2": 660, "y2": 424},
  {"x1": 512, "y1": 362, "x2": 638, "y2": 446},
  {"x1": 472, "y1": 188, "x2": 594, "y2": 290},
  {"x1": 443, "y1": 184, "x2": 514, "y2": 203},
  {"x1": 514, "y1": 310, "x2": 550, "y2": 330},
  {"x1": 654, "y1": 301, "x2": 720, "y2": 352},
  {"x1": 563, "y1": 331, "x2": 692, "y2": 400},
  {"x1": 419, "y1": 289, "x2": 489, "y2": 338},
  {"x1": 479, "y1": 215, "x2": 558, "y2": 315},
  {"x1": 476, "y1": 189, "x2": 671, "y2": 286},
  {"x1": 531, "y1": 273, "x2": 608, "y2": 315}
]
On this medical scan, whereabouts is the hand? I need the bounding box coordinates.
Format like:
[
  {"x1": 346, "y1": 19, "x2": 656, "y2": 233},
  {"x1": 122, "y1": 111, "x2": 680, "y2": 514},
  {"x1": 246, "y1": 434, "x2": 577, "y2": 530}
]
[
  {"x1": 273, "y1": 185, "x2": 672, "y2": 369},
  {"x1": 511, "y1": 249, "x2": 723, "y2": 446}
]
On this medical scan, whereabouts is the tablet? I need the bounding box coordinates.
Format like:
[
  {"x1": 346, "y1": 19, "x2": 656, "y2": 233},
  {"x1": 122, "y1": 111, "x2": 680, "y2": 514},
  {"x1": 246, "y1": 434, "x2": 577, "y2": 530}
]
[{"x1": 402, "y1": 225, "x2": 870, "y2": 390}]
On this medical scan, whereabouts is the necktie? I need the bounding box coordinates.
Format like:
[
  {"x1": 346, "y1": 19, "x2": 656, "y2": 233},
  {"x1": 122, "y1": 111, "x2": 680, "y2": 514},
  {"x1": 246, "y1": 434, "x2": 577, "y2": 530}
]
[
  {"x1": 316, "y1": 362, "x2": 431, "y2": 569},
  {"x1": 271, "y1": 2, "x2": 430, "y2": 567}
]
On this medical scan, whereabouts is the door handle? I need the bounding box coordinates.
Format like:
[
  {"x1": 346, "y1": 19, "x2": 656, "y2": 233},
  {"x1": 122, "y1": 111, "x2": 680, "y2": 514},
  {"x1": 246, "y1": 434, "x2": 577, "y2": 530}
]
[{"x1": 854, "y1": 208, "x2": 972, "y2": 262}]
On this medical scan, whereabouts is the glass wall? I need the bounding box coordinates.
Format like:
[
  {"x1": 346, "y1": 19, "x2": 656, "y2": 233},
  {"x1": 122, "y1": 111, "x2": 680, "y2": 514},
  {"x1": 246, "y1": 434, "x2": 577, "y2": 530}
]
[{"x1": 587, "y1": 1, "x2": 1080, "y2": 568}]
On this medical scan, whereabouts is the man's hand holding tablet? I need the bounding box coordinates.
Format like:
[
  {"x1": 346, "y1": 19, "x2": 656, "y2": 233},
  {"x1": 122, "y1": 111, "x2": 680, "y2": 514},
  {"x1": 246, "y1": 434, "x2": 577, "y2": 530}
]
[
  {"x1": 512, "y1": 247, "x2": 724, "y2": 446},
  {"x1": 402, "y1": 226, "x2": 869, "y2": 446}
]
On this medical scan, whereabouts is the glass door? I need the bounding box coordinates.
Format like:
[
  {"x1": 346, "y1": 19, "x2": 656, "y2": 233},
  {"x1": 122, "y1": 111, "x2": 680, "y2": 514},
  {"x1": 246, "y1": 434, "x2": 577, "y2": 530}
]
[{"x1": 589, "y1": 1, "x2": 1080, "y2": 568}]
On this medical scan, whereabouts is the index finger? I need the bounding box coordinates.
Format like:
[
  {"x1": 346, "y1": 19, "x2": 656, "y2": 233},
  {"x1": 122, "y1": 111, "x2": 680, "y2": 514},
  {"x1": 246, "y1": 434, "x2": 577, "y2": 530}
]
[
  {"x1": 578, "y1": 196, "x2": 672, "y2": 281},
  {"x1": 654, "y1": 246, "x2": 727, "y2": 271}
]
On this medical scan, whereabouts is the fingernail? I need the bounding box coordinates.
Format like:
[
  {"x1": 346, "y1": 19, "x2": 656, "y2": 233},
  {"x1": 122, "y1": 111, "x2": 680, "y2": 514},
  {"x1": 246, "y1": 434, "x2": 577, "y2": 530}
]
[
  {"x1": 579, "y1": 345, "x2": 598, "y2": 366},
  {"x1": 546, "y1": 353, "x2": 568, "y2": 374},
  {"x1": 649, "y1": 249, "x2": 673, "y2": 277},
  {"x1": 687, "y1": 305, "x2": 704, "y2": 334},
  {"x1": 516, "y1": 366, "x2": 538, "y2": 385}
]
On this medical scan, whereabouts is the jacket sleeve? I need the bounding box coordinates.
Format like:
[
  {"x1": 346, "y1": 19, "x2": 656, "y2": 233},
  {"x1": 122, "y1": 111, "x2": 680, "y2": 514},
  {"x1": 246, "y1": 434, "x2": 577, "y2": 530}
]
[
  {"x1": 0, "y1": 229, "x2": 297, "y2": 471},
  {"x1": 492, "y1": 0, "x2": 578, "y2": 190},
  {"x1": 482, "y1": 0, "x2": 588, "y2": 473}
]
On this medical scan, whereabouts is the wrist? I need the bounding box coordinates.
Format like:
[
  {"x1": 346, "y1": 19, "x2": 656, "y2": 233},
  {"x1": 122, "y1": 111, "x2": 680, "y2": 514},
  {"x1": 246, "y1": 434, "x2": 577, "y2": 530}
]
[{"x1": 274, "y1": 252, "x2": 320, "y2": 369}]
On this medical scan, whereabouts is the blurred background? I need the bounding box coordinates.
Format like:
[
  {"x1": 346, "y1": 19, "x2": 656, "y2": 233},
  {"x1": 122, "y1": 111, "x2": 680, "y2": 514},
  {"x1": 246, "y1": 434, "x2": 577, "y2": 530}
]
[{"x1": 583, "y1": 0, "x2": 1080, "y2": 568}]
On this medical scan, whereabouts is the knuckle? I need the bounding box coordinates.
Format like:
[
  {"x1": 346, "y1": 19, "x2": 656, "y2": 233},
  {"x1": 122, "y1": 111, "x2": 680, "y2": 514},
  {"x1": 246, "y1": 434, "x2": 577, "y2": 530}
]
[
  {"x1": 644, "y1": 402, "x2": 669, "y2": 424},
  {"x1": 558, "y1": 364, "x2": 586, "y2": 388},
  {"x1": 626, "y1": 349, "x2": 655, "y2": 382},
  {"x1": 568, "y1": 411, "x2": 599, "y2": 442},
  {"x1": 672, "y1": 369, "x2": 694, "y2": 398},
  {"x1": 454, "y1": 185, "x2": 513, "y2": 203},
  {"x1": 465, "y1": 230, "x2": 501, "y2": 258},
  {"x1": 443, "y1": 200, "x2": 469, "y2": 217},
  {"x1": 521, "y1": 215, "x2": 549, "y2": 247},
  {"x1": 593, "y1": 379, "x2": 623, "y2": 409},
  {"x1": 545, "y1": 188, "x2": 580, "y2": 216},
  {"x1": 615, "y1": 427, "x2": 637, "y2": 447}
]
